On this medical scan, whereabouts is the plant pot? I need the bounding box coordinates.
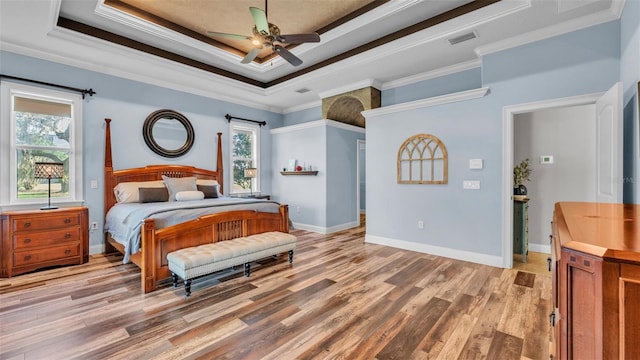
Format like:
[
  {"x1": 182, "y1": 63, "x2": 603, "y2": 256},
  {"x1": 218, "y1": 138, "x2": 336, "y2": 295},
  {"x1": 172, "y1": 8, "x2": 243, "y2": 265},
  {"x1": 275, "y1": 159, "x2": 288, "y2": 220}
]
[{"x1": 513, "y1": 184, "x2": 527, "y2": 195}]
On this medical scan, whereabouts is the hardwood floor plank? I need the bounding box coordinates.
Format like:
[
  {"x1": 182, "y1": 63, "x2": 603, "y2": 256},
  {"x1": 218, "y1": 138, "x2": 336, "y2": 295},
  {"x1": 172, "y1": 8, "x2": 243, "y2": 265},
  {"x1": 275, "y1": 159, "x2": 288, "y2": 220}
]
[
  {"x1": 485, "y1": 330, "x2": 524, "y2": 360},
  {"x1": 376, "y1": 296, "x2": 451, "y2": 359},
  {"x1": 0, "y1": 225, "x2": 551, "y2": 360}
]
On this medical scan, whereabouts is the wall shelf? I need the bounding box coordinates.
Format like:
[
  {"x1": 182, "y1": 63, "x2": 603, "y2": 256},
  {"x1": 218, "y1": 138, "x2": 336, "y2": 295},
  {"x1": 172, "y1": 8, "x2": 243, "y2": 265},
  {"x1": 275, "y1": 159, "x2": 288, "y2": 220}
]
[{"x1": 280, "y1": 171, "x2": 318, "y2": 176}]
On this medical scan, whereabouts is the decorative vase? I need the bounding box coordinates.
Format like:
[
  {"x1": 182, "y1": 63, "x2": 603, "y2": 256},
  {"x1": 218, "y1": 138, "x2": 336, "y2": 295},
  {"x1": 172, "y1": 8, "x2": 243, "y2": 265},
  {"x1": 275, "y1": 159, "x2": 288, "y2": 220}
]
[{"x1": 514, "y1": 184, "x2": 527, "y2": 195}]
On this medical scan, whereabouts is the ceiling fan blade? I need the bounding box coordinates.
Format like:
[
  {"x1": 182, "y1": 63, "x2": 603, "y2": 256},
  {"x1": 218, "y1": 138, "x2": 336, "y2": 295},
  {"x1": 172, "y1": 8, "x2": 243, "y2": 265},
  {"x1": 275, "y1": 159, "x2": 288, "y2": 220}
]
[
  {"x1": 277, "y1": 33, "x2": 320, "y2": 44},
  {"x1": 249, "y1": 7, "x2": 269, "y2": 35},
  {"x1": 273, "y1": 45, "x2": 302, "y2": 66},
  {"x1": 241, "y1": 47, "x2": 262, "y2": 64},
  {"x1": 207, "y1": 31, "x2": 250, "y2": 41}
]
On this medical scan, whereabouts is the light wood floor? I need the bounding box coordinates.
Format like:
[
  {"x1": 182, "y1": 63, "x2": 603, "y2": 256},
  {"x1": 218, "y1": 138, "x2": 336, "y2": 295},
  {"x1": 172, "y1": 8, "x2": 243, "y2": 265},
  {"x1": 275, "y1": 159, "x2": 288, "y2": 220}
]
[{"x1": 0, "y1": 226, "x2": 551, "y2": 360}]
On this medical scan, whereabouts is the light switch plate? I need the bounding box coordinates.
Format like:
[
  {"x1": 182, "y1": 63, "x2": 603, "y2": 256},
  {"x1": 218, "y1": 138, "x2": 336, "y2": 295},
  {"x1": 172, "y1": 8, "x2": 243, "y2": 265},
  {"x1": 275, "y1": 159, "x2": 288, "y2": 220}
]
[
  {"x1": 463, "y1": 180, "x2": 481, "y2": 190},
  {"x1": 469, "y1": 159, "x2": 484, "y2": 170}
]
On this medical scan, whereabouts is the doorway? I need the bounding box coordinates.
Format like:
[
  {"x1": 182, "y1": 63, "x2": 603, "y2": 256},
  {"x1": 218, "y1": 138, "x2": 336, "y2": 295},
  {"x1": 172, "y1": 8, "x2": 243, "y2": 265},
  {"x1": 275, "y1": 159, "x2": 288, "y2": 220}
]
[{"x1": 502, "y1": 83, "x2": 622, "y2": 268}]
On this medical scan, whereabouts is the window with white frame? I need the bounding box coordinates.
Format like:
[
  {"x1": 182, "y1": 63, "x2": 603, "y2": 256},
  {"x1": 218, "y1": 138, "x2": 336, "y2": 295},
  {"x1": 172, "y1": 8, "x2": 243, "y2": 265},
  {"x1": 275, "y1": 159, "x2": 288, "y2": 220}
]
[
  {"x1": 229, "y1": 121, "x2": 260, "y2": 195},
  {"x1": 0, "y1": 81, "x2": 83, "y2": 207}
]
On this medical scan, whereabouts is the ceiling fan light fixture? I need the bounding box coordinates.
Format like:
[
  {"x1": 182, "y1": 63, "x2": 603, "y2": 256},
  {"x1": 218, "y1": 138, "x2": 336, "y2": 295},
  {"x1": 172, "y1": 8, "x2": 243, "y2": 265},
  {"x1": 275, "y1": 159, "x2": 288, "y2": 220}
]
[{"x1": 251, "y1": 38, "x2": 262, "y2": 46}]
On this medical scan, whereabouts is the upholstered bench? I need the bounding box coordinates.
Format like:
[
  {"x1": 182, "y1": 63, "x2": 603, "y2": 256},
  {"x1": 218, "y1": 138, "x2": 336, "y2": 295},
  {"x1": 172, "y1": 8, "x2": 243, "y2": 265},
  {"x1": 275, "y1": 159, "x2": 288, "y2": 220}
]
[{"x1": 167, "y1": 231, "x2": 297, "y2": 296}]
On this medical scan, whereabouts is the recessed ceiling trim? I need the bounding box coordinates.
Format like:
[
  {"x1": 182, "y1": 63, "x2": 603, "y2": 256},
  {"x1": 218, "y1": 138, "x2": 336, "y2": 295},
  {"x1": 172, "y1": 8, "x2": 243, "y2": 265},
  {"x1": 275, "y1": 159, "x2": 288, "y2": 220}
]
[
  {"x1": 57, "y1": 0, "x2": 500, "y2": 90},
  {"x1": 318, "y1": 79, "x2": 381, "y2": 99}
]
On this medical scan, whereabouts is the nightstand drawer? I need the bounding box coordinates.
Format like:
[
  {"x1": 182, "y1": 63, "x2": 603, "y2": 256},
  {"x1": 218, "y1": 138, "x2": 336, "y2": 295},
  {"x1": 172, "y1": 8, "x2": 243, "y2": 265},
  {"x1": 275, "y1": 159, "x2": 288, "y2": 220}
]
[
  {"x1": 13, "y1": 244, "x2": 80, "y2": 267},
  {"x1": 12, "y1": 213, "x2": 80, "y2": 232},
  {"x1": 14, "y1": 227, "x2": 80, "y2": 249}
]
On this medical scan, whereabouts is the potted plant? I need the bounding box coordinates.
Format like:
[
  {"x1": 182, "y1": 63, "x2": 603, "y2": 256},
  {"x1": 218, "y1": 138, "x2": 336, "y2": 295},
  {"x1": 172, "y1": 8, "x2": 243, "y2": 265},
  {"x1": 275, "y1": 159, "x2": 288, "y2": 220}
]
[{"x1": 513, "y1": 158, "x2": 532, "y2": 195}]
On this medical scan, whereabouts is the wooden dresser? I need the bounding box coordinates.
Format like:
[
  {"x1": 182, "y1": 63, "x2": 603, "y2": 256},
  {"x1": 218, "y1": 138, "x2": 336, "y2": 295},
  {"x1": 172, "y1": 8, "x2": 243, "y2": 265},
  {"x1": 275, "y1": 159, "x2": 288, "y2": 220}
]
[
  {"x1": 0, "y1": 207, "x2": 89, "y2": 277},
  {"x1": 550, "y1": 202, "x2": 640, "y2": 359}
]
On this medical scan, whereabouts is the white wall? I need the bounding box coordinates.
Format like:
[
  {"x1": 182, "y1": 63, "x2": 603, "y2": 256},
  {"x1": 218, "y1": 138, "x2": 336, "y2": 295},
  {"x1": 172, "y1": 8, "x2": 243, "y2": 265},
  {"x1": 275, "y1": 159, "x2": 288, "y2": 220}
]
[{"x1": 514, "y1": 105, "x2": 596, "y2": 252}]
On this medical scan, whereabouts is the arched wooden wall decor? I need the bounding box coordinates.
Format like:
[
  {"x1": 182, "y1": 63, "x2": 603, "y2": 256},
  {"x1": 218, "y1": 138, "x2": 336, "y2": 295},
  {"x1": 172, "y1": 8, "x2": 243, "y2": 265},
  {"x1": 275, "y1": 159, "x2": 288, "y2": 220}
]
[{"x1": 397, "y1": 134, "x2": 448, "y2": 184}]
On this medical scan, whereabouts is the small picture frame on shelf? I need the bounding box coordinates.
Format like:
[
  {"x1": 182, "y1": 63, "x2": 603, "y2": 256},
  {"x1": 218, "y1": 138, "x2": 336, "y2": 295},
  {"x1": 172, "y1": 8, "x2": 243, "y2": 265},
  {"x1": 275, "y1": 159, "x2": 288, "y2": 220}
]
[{"x1": 288, "y1": 159, "x2": 297, "y2": 171}]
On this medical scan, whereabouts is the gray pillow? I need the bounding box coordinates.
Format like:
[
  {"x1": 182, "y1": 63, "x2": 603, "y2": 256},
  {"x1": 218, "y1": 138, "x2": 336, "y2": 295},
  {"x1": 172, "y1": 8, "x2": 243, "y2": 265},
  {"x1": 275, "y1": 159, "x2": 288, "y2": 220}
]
[
  {"x1": 162, "y1": 175, "x2": 197, "y2": 201},
  {"x1": 197, "y1": 184, "x2": 218, "y2": 198},
  {"x1": 138, "y1": 187, "x2": 169, "y2": 203}
]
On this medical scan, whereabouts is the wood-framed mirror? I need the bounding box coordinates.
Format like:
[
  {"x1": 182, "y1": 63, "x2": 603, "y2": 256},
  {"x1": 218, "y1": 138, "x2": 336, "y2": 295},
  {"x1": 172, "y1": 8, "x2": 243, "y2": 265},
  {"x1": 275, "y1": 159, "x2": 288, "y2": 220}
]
[{"x1": 142, "y1": 109, "x2": 194, "y2": 158}]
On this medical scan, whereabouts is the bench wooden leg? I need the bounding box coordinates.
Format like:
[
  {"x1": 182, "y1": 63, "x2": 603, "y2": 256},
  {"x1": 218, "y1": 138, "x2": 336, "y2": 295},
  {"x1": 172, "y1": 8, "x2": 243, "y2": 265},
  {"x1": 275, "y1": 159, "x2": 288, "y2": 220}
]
[
  {"x1": 171, "y1": 272, "x2": 179, "y2": 288},
  {"x1": 289, "y1": 250, "x2": 294, "y2": 263},
  {"x1": 184, "y1": 279, "x2": 192, "y2": 297},
  {"x1": 244, "y1": 262, "x2": 250, "y2": 277}
]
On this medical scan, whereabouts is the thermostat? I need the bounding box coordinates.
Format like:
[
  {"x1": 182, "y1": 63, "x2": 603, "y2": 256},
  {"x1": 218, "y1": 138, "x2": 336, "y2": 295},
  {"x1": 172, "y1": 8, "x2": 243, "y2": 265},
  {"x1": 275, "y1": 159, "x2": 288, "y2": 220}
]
[{"x1": 540, "y1": 155, "x2": 554, "y2": 164}]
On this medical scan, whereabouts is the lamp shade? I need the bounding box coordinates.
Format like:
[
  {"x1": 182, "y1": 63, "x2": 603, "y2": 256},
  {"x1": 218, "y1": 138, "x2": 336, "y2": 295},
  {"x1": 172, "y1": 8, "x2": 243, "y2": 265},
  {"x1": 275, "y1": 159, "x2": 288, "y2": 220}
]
[
  {"x1": 34, "y1": 162, "x2": 65, "y2": 179},
  {"x1": 244, "y1": 167, "x2": 257, "y2": 178}
]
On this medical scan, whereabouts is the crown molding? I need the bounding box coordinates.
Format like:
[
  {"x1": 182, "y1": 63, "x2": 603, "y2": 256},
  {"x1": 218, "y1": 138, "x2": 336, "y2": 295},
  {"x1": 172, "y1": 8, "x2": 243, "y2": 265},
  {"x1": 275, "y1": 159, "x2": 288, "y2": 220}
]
[
  {"x1": 317, "y1": 79, "x2": 382, "y2": 99},
  {"x1": 363, "y1": 86, "x2": 489, "y2": 118},
  {"x1": 282, "y1": 100, "x2": 322, "y2": 114}
]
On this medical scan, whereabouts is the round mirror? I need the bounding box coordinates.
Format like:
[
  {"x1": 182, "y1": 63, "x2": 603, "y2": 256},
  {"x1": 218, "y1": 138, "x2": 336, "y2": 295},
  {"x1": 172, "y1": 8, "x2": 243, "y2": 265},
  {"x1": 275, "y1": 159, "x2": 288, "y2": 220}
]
[{"x1": 142, "y1": 109, "x2": 194, "y2": 158}]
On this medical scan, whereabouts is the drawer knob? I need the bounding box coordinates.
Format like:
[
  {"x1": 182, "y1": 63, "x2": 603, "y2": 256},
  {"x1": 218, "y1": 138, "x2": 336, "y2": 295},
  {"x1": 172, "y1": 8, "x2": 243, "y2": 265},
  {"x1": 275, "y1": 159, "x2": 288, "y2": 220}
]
[
  {"x1": 65, "y1": 233, "x2": 71, "y2": 239},
  {"x1": 65, "y1": 249, "x2": 71, "y2": 255},
  {"x1": 24, "y1": 255, "x2": 31, "y2": 261},
  {"x1": 24, "y1": 222, "x2": 31, "y2": 228},
  {"x1": 24, "y1": 238, "x2": 31, "y2": 244},
  {"x1": 64, "y1": 218, "x2": 71, "y2": 224}
]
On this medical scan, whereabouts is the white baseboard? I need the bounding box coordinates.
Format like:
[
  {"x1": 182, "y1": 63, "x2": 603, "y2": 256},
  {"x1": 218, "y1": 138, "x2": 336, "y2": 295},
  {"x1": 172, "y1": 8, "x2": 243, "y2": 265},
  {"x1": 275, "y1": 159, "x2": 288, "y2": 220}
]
[
  {"x1": 365, "y1": 234, "x2": 504, "y2": 268},
  {"x1": 528, "y1": 243, "x2": 551, "y2": 254},
  {"x1": 292, "y1": 221, "x2": 359, "y2": 234}
]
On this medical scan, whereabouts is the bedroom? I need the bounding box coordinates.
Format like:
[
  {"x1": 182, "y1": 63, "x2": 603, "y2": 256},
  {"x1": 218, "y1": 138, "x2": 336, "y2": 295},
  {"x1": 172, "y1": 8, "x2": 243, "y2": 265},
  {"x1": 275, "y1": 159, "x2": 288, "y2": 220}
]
[{"x1": 1, "y1": 0, "x2": 639, "y2": 358}]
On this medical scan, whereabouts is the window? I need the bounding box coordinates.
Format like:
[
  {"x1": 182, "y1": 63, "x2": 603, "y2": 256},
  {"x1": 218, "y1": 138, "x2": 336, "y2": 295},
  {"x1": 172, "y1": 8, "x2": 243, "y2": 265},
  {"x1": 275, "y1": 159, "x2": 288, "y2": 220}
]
[
  {"x1": 1, "y1": 81, "x2": 83, "y2": 207},
  {"x1": 229, "y1": 121, "x2": 260, "y2": 195}
]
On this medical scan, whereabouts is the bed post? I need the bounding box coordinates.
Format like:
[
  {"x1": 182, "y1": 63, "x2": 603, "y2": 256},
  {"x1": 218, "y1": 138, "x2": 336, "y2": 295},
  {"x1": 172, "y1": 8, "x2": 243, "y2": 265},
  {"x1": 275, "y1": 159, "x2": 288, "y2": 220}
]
[
  {"x1": 217, "y1": 132, "x2": 224, "y2": 194},
  {"x1": 141, "y1": 218, "x2": 158, "y2": 293},
  {"x1": 104, "y1": 118, "x2": 113, "y2": 217}
]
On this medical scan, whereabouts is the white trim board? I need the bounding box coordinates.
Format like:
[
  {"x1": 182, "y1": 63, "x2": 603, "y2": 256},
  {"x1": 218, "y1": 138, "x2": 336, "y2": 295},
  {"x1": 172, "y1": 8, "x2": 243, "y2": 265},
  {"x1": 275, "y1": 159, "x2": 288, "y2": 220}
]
[
  {"x1": 270, "y1": 119, "x2": 365, "y2": 135},
  {"x1": 365, "y1": 235, "x2": 503, "y2": 268},
  {"x1": 292, "y1": 221, "x2": 359, "y2": 235},
  {"x1": 528, "y1": 243, "x2": 551, "y2": 254},
  {"x1": 362, "y1": 87, "x2": 490, "y2": 118}
]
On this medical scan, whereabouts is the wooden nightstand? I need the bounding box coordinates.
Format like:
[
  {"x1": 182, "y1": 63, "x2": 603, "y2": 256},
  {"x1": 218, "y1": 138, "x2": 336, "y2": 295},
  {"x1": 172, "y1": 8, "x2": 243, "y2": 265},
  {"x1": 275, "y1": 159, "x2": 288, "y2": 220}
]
[{"x1": 0, "y1": 207, "x2": 89, "y2": 277}]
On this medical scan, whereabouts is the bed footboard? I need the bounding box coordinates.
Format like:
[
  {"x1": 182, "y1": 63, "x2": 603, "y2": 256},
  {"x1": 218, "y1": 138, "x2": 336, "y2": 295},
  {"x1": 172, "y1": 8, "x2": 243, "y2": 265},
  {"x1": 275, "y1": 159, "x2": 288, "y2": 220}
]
[{"x1": 140, "y1": 205, "x2": 289, "y2": 293}]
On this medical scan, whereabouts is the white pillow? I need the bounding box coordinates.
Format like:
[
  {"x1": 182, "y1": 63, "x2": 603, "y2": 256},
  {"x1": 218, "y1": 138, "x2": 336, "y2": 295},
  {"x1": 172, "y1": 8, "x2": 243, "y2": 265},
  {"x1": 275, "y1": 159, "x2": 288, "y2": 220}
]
[
  {"x1": 162, "y1": 175, "x2": 197, "y2": 201},
  {"x1": 175, "y1": 191, "x2": 204, "y2": 201},
  {"x1": 114, "y1": 180, "x2": 165, "y2": 203}
]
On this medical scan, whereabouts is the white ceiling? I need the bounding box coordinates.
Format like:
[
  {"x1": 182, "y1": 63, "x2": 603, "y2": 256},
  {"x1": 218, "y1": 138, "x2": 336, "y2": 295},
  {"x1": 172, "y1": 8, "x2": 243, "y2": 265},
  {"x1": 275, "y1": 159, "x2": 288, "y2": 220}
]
[{"x1": 0, "y1": 0, "x2": 623, "y2": 113}]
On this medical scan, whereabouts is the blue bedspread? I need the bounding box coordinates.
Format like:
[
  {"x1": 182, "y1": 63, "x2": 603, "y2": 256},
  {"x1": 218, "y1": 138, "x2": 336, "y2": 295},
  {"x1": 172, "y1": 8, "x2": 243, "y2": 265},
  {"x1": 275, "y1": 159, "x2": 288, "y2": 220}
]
[{"x1": 105, "y1": 197, "x2": 281, "y2": 263}]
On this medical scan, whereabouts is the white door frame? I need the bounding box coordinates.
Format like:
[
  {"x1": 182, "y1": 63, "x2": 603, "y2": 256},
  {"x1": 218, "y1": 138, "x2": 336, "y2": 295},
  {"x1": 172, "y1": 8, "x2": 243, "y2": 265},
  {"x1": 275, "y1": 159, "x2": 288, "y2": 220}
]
[
  {"x1": 356, "y1": 139, "x2": 366, "y2": 227},
  {"x1": 502, "y1": 92, "x2": 602, "y2": 268}
]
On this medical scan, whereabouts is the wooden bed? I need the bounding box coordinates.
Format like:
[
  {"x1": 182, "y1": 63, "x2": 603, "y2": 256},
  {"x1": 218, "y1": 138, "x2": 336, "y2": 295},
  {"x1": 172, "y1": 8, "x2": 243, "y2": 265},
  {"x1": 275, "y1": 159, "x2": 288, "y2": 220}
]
[{"x1": 103, "y1": 118, "x2": 289, "y2": 293}]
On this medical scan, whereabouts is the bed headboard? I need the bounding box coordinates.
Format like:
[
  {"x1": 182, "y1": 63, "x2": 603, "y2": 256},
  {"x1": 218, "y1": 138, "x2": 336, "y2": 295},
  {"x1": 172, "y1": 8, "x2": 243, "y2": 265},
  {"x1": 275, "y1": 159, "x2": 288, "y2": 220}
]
[{"x1": 104, "y1": 118, "x2": 224, "y2": 216}]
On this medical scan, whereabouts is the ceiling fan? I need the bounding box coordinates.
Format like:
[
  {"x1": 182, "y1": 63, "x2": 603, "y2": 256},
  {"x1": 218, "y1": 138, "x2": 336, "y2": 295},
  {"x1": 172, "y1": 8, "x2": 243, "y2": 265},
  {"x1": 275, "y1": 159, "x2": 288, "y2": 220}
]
[{"x1": 207, "y1": 4, "x2": 320, "y2": 66}]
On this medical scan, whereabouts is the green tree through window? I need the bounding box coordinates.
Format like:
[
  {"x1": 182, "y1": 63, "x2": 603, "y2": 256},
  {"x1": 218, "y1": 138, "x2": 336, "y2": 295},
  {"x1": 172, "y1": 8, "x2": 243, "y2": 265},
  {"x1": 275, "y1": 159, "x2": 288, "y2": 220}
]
[{"x1": 230, "y1": 122, "x2": 259, "y2": 194}]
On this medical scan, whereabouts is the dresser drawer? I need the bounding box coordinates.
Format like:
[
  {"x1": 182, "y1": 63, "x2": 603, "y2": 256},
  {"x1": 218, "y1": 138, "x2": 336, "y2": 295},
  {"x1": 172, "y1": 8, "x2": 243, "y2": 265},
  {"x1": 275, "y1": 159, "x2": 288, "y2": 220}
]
[
  {"x1": 14, "y1": 227, "x2": 80, "y2": 249},
  {"x1": 12, "y1": 213, "x2": 80, "y2": 232},
  {"x1": 13, "y1": 244, "x2": 80, "y2": 267}
]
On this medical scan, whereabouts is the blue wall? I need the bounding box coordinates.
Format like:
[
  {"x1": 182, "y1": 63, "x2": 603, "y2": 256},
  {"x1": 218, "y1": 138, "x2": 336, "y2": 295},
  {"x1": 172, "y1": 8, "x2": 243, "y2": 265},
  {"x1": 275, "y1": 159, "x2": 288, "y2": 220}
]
[
  {"x1": 365, "y1": 20, "x2": 624, "y2": 266},
  {"x1": 0, "y1": 51, "x2": 283, "y2": 253},
  {"x1": 382, "y1": 67, "x2": 482, "y2": 106},
  {"x1": 620, "y1": 0, "x2": 640, "y2": 203}
]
